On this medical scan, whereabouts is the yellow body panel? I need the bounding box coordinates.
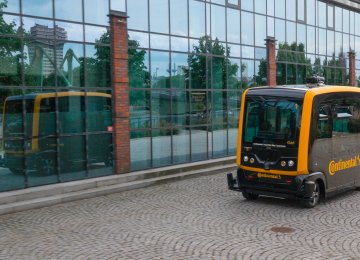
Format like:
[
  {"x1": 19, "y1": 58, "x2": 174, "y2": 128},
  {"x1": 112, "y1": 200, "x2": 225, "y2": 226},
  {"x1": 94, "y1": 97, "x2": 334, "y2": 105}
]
[{"x1": 236, "y1": 85, "x2": 360, "y2": 176}]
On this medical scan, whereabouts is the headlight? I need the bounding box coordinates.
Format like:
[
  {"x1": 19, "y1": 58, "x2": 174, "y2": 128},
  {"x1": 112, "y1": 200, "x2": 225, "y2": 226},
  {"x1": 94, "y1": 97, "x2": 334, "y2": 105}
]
[
  {"x1": 288, "y1": 160, "x2": 295, "y2": 167},
  {"x1": 280, "y1": 161, "x2": 287, "y2": 167},
  {"x1": 249, "y1": 158, "x2": 255, "y2": 164},
  {"x1": 243, "y1": 156, "x2": 249, "y2": 162}
]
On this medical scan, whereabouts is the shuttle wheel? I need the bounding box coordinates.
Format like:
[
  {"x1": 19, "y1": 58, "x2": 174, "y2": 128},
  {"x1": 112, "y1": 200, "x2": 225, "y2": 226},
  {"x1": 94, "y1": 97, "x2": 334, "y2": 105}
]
[
  {"x1": 302, "y1": 181, "x2": 320, "y2": 208},
  {"x1": 242, "y1": 191, "x2": 259, "y2": 200}
]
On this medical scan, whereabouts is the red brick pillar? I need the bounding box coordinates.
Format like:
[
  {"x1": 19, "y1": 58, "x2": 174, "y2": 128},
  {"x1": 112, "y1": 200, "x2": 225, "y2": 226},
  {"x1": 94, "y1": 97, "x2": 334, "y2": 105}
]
[
  {"x1": 348, "y1": 51, "x2": 356, "y2": 87},
  {"x1": 265, "y1": 37, "x2": 277, "y2": 87},
  {"x1": 110, "y1": 11, "x2": 130, "y2": 174}
]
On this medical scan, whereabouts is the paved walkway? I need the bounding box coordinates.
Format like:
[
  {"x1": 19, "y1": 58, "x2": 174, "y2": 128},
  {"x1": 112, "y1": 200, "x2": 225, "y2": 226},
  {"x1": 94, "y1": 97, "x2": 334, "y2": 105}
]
[{"x1": 1, "y1": 173, "x2": 360, "y2": 259}]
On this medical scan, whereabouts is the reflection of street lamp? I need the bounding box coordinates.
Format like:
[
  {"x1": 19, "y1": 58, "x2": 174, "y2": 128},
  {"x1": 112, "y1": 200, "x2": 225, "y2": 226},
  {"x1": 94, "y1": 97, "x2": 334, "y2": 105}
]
[{"x1": 155, "y1": 67, "x2": 159, "y2": 79}]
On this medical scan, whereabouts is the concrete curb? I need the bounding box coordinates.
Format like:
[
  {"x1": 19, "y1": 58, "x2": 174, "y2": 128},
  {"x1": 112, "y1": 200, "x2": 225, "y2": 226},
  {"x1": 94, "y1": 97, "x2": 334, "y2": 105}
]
[{"x1": 0, "y1": 157, "x2": 237, "y2": 215}]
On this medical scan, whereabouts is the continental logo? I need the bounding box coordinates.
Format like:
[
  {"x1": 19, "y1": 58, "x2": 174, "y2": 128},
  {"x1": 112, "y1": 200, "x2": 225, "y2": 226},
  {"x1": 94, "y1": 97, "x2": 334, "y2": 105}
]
[
  {"x1": 257, "y1": 173, "x2": 281, "y2": 179},
  {"x1": 328, "y1": 155, "x2": 360, "y2": 176}
]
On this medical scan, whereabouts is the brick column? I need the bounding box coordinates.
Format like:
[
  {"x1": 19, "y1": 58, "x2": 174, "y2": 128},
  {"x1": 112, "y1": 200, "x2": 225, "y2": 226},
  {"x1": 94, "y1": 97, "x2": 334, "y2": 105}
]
[
  {"x1": 348, "y1": 51, "x2": 356, "y2": 87},
  {"x1": 265, "y1": 37, "x2": 277, "y2": 87},
  {"x1": 110, "y1": 11, "x2": 130, "y2": 174}
]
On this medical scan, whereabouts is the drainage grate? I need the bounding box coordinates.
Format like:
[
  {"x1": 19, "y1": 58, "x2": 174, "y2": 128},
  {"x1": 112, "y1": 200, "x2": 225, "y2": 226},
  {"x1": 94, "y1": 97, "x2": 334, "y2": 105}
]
[{"x1": 270, "y1": 227, "x2": 295, "y2": 233}]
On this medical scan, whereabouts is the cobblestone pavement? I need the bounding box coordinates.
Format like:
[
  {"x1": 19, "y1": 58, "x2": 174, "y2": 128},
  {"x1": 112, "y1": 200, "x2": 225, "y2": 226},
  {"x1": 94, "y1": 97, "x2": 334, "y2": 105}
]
[{"x1": 1, "y1": 173, "x2": 360, "y2": 260}]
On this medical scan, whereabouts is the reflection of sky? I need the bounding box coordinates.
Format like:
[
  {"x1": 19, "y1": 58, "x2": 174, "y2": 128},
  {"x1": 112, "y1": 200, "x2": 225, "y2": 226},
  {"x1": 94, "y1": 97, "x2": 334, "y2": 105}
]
[
  {"x1": 55, "y1": 0, "x2": 82, "y2": 22},
  {"x1": 23, "y1": 0, "x2": 52, "y2": 18},
  {"x1": 242, "y1": 46, "x2": 254, "y2": 59},
  {"x1": 22, "y1": 17, "x2": 53, "y2": 32},
  {"x1": 129, "y1": 31, "x2": 149, "y2": 48},
  {"x1": 151, "y1": 51, "x2": 170, "y2": 77},
  {"x1": 56, "y1": 22, "x2": 83, "y2": 42},
  {"x1": 85, "y1": 25, "x2": 107, "y2": 43},
  {"x1": 171, "y1": 37, "x2": 188, "y2": 52},
  {"x1": 227, "y1": 44, "x2": 241, "y2": 58},
  {"x1": 110, "y1": 0, "x2": 125, "y2": 12},
  {"x1": 2, "y1": 0, "x2": 19, "y2": 13},
  {"x1": 150, "y1": 34, "x2": 169, "y2": 50},
  {"x1": 84, "y1": 0, "x2": 109, "y2": 26},
  {"x1": 128, "y1": 0, "x2": 148, "y2": 31},
  {"x1": 3, "y1": 14, "x2": 20, "y2": 28}
]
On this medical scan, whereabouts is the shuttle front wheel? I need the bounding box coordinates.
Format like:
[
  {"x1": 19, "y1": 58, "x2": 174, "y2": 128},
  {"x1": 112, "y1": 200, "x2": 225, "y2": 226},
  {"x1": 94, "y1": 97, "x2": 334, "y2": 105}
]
[
  {"x1": 242, "y1": 191, "x2": 259, "y2": 200},
  {"x1": 302, "y1": 181, "x2": 320, "y2": 208}
]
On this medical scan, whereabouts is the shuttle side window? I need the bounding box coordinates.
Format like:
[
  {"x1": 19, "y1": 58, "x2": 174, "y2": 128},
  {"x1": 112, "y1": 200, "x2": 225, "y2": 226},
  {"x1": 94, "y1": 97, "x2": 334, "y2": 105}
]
[{"x1": 316, "y1": 105, "x2": 332, "y2": 139}]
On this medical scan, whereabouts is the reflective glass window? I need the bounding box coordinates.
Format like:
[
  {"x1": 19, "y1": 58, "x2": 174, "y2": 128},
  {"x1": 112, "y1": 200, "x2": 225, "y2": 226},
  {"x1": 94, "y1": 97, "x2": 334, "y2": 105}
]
[
  {"x1": 335, "y1": 32, "x2": 342, "y2": 57},
  {"x1": 150, "y1": 34, "x2": 169, "y2": 50},
  {"x1": 228, "y1": 44, "x2": 241, "y2": 57},
  {"x1": 350, "y1": 11, "x2": 355, "y2": 35},
  {"x1": 150, "y1": 0, "x2": 169, "y2": 34},
  {"x1": 267, "y1": 17, "x2": 274, "y2": 37},
  {"x1": 318, "y1": 2, "x2": 326, "y2": 28},
  {"x1": 275, "y1": 0, "x2": 285, "y2": 19},
  {"x1": 55, "y1": 21, "x2": 83, "y2": 42},
  {"x1": 307, "y1": 0, "x2": 315, "y2": 26},
  {"x1": 171, "y1": 36, "x2": 188, "y2": 52},
  {"x1": 212, "y1": 124, "x2": 227, "y2": 157},
  {"x1": 130, "y1": 130, "x2": 151, "y2": 170},
  {"x1": 335, "y1": 7, "x2": 342, "y2": 32},
  {"x1": 211, "y1": 5, "x2": 225, "y2": 41},
  {"x1": 170, "y1": 0, "x2": 188, "y2": 36},
  {"x1": 267, "y1": 0, "x2": 274, "y2": 16},
  {"x1": 0, "y1": 36, "x2": 21, "y2": 86},
  {"x1": 129, "y1": 31, "x2": 149, "y2": 49},
  {"x1": 152, "y1": 129, "x2": 172, "y2": 167},
  {"x1": 241, "y1": 0, "x2": 253, "y2": 12},
  {"x1": 172, "y1": 126, "x2": 190, "y2": 164},
  {"x1": 85, "y1": 45, "x2": 111, "y2": 88},
  {"x1": 171, "y1": 91, "x2": 188, "y2": 126},
  {"x1": 3, "y1": 0, "x2": 19, "y2": 13},
  {"x1": 241, "y1": 11, "x2": 254, "y2": 45},
  {"x1": 255, "y1": 47, "x2": 266, "y2": 60},
  {"x1": 22, "y1": 17, "x2": 54, "y2": 36},
  {"x1": 128, "y1": 0, "x2": 148, "y2": 31},
  {"x1": 356, "y1": 13, "x2": 360, "y2": 36},
  {"x1": 130, "y1": 90, "x2": 150, "y2": 129},
  {"x1": 23, "y1": 0, "x2": 53, "y2": 18},
  {"x1": 286, "y1": 0, "x2": 296, "y2": 21},
  {"x1": 189, "y1": 0, "x2": 205, "y2": 38},
  {"x1": 318, "y1": 29, "x2": 326, "y2": 55},
  {"x1": 191, "y1": 127, "x2": 208, "y2": 161},
  {"x1": 297, "y1": 0, "x2": 305, "y2": 21},
  {"x1": 88, "y1": 133, "x2": 113, "y2": 178},
  {"x1": 227, "y1": 0, "x2": 239, "y2": 5},
  {"x1": 55, "y1": 0, "x2": 82, "y2": 22},
  {"x1": 343, "y1": 9, "x2": 350, "y2": 33},
  {"x1": 241, "y1": 59, "x2": 254, "y2": 84},
  {"x1": 307, "y1": 26, "x2": 316, "y2": 54},
  {"x1": 242, "y1": 46, "x2": 254, "y2": 59},
  {"x1": 150, "y1": 51, "x2": 170, "y2": 88},
  {"x1": 84, "y1": 0, "x2": 109, "y2": 26},
  {"x1": 228, "y1": 58, "x2": 241, "y2": 89},
  {"x1": 275, "y1": 19, "x2": 285, "y2": 44},
  {"x1": 111, "y1": 0, "x2": 126, "y2": 12},
  {"x1": 84, "y1": 25, "x2": 108, "y2": 43},
  {"x1": 227, "y1": 8, "x2": 240, "y2": 44},
  {"x1": 287, "y1": 22, "x2": 296, "y2": 44},
  {"x1": 343, "y1": 33, "x2": 350, "y2": 52},
  {"x1": 171, "y1": 53, "x2": 188, "y2": 89},
  {"x1": 212, "y1": 57, "x2": 225, "y2": 89},
  {"x1": 254, "y1": 14, "x2": 266, "y2": 47},
  {"x1": 327, "y1": 30, "x2": 335, "y2": 56},
  {"x1": 254, "y1": 0, "x2": 266, "y2": 15},
  {"x1": 151, "y1": 90, "x2": 171, "y2": 129},
  {"x1": 327, "y1": 5, "x2": 334, "y2": 29},
  {"x1": 297, "y1": 23, "x2": 306, "y2": 50}
]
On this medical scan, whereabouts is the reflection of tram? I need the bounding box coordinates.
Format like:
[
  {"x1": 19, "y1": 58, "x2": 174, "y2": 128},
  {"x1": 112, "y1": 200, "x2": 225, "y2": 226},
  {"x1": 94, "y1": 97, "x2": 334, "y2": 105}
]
[
  {"x1": 3, "y1": 92, "x2": 112, "y2": 175},
  {"x1": 227, "y1": 81, "x2": 360, "y2": 208}
]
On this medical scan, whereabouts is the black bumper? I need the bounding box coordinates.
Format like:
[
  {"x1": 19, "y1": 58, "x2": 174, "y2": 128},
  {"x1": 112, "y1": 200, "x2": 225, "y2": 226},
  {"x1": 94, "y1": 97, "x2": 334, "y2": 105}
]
[{"x1": 227, "y1": 168, "x2": 316, "y2": 201}]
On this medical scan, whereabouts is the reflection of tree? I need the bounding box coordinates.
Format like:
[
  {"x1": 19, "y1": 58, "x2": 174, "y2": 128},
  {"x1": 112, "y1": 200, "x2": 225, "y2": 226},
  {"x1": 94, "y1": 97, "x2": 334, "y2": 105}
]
[
  {"x1": 0, "y1": 1, "x2": 23, "y2": 107},
  {"x1": 260, "y1": 41, "x2": 348, "y2": 85}
]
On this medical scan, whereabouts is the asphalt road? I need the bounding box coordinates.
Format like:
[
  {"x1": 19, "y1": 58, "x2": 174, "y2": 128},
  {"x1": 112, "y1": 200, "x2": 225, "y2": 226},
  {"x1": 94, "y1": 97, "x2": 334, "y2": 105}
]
[{"x1": 0, "y1": 172, "x2": 360, "y2": 259}]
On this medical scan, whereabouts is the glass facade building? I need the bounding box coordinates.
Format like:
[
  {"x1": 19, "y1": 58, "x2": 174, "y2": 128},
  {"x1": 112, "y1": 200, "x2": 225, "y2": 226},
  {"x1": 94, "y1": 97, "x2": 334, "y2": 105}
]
[{"x1": 0, "y1": 0, "x2": 359, "y2": 192}]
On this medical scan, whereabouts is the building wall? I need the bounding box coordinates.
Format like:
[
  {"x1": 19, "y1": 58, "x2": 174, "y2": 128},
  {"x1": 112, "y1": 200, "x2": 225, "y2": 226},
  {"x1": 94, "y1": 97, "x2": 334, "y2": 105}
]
[{"x1": 0, "y1": 0, "x2": 359, "y2": 192}]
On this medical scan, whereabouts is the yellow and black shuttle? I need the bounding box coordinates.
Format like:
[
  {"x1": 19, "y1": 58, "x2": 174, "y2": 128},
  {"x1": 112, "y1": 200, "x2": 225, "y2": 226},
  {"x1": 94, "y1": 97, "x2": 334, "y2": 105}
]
[{"x1": 227, "y1": 79, "x2": 360, "y2": 207}]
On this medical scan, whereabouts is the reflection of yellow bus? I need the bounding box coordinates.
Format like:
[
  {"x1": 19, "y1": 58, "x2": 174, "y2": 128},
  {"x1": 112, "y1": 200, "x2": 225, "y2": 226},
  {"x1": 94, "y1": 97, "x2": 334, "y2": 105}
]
[
  {"x1": 227, "y1": 83, "x2": 360, "y2": 207},
  {"x1": 3, "y1": 92, "x2": 112, "y2": 175}
]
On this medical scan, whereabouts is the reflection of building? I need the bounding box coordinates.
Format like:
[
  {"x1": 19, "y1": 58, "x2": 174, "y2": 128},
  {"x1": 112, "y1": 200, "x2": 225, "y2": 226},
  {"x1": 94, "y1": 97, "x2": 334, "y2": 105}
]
[{"x1": 28, "y1": 24, "x2": 67, "y2": 76}]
